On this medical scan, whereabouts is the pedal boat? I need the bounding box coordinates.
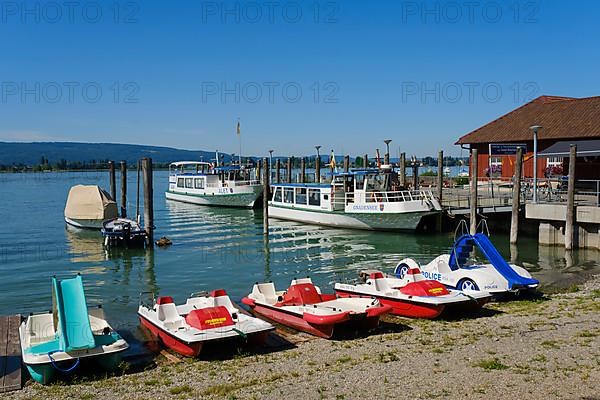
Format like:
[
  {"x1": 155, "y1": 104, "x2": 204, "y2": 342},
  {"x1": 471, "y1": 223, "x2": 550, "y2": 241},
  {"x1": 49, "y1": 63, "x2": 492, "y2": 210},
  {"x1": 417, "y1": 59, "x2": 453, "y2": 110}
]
[
  {"x1": 242, "y1": 278, "x2": 392, "y2": 339},
  {"x1": 137, "y1": 289, "x2": 275, "y2": 357},
  {"x1": 334, "y1": 268, "x2": 491, "y2": 319},
  {"x1": 19, "y1": 275, "x2": 128, "y2": 385}
]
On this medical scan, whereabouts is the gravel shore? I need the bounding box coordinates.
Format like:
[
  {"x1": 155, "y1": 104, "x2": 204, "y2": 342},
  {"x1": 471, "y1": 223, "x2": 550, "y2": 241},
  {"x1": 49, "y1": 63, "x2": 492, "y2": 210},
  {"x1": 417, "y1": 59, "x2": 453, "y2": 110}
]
[{"x1": 9, "y1": 277, "x2": 600, "y2": 400}]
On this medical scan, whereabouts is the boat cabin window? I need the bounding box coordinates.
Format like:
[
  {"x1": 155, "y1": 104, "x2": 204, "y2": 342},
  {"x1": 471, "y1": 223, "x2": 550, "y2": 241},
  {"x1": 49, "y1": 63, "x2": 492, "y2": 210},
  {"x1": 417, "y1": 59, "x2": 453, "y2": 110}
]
[
  {"x1": 284, "y1": 188, "x2": 294, "y2": 204},
  {"x1": 295, "y1": 188, "x2": 307, "y2": 205},
  {"x1": 273, "y1": 187, "x2": 282, "y2": 202},
  {"x1": 355, "y1": 175, "x2": 365, "y2": 191},
  {"x1": 194, "y1": 178, "x2": 204, "y2": 189},
  {"x1": 308, "y1": 189, "x2": 320, "y2": 206},
  {"x1": 365, "y1": 175, "x2": 385, "y2": 192},
  {"x1": 185, "y1": 178, "x2": 193, "y2": 189},
  {"x1": 177, "y1": 178, "x2": 185, "y2": 188}
]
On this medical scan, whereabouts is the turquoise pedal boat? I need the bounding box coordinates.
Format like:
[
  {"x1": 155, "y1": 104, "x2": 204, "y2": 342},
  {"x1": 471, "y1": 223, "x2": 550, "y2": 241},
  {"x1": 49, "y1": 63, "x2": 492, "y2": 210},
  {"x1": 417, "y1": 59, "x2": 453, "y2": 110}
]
[{"x1": 19, "y1": 275, "x2": 129, "y2": 384}]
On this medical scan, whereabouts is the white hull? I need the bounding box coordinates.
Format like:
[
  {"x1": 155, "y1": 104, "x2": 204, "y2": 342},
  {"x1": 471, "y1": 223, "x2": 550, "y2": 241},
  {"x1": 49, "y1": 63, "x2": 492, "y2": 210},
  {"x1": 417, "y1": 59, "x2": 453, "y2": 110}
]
[
  {"x1": 65, "y1": 217, "x2": 104, "y2": 230},
  {"x1": 268, "y1": 204, "x2": 434, "y2": 231},
  {"x1": 166, "y1": 189, "x2": 261, "y2": 208}
]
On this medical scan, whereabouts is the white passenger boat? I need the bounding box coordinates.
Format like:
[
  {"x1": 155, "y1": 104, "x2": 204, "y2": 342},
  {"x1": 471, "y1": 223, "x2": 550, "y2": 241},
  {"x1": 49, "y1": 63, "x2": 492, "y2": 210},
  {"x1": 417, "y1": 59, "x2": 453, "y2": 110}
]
[
  {"x1": 269, "y1": 168, "x2": 442, "y2": 231},
  {"x1": 165, "y1": 161, "x2": 262, "y2": 208}
]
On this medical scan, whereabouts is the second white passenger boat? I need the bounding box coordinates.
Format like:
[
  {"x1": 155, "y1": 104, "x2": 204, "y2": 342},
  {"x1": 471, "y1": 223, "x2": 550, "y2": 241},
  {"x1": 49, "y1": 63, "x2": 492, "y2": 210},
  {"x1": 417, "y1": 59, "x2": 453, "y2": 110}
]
[
  {"x1": 269, "y1": 167, "x2": 441, "y2": 231},
  {"x1": 165, "y1": 161, "x2": 262, "y2": 208}
]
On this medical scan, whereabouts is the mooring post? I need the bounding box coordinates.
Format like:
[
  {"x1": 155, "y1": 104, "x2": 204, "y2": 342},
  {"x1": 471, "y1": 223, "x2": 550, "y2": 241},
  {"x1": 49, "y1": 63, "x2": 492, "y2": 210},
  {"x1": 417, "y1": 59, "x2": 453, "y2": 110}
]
[
  {"x1": 286, "y1": 157, "x2": 292, "y2": 183},
  {"x1": 510, "y1": 147, "x2": 524, "y2": 245},
  {"x1": 343, "y1": 155, "x2": 349, "y2": 173},
  {"x1": 263, "y1": 157, "x2": 269, "y2": 236},
  {"x1": 315, "y1": 155, "x2": 320, "y2": 183},
  {"x1": 120, "y1": 161, "x2": 127, "y2": 218},
  {"x1": 363, "y1": 154, "x2": 368, "y2": 168},
  {"x1": 400, "y1": 152, "x2": 406, "y2": 187},
  {"x1": 470, "y1": 148, "x2": 478, "y2": 235},
  {"x1": 256, "y1": 159, "x2": 262, "y2": 182},
  {"x1": 108, "y1": 161, "x2": 116, "y2": 202},
  {"x1": 142, "y1": 158, "x2": 154, "y2": 246},
  {"x1": 565, "y1": 144, "x2": 577, "y2": 250},
  {"x1": 437, "y1": 150, "x2": 444, "y2": 232},
  {"x1": 300, "y1": 157, "x2": 306, "y2": 183},
  {"x1": 275, "y1": 159, "x2": 281, "y2": 183},
  {"x1": 437, "y1": 150, "x2": 443, "y2": 201}
]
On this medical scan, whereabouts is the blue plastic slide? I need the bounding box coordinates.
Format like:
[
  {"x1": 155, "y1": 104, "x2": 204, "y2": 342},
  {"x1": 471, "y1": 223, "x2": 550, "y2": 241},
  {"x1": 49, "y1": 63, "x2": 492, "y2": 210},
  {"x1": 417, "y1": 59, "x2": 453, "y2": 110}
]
[
  {"x1": 53, "y1": 275, "x2": 95, "y2": 351},
  {"x1": 450, "y1": 234, "x2": 539, "y2": 290}
]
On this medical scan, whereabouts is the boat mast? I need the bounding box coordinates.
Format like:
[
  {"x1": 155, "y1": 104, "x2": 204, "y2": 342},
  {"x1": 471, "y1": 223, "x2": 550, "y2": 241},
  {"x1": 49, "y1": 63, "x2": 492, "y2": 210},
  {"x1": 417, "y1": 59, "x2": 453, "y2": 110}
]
[{"x1": 237, "y1": 118, "x2": 242, "y2": 167}]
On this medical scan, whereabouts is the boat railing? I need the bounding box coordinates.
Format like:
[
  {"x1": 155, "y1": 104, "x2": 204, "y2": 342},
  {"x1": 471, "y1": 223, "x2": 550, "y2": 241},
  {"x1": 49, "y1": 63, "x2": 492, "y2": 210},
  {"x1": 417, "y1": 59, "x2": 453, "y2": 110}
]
[{"x1": 333, "y1": 190, "x2": 435, "y2": 205}]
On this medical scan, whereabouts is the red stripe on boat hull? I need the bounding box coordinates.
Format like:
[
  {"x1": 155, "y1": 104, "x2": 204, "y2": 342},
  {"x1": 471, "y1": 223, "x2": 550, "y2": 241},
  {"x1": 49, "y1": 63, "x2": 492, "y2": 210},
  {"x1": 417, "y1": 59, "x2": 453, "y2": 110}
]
[
  {"x1": 139, "y1": 316, "x2": 203, "y2": 357},
  {"x1": 335, "y1": 290, "x2": 444, "y2": 319}
]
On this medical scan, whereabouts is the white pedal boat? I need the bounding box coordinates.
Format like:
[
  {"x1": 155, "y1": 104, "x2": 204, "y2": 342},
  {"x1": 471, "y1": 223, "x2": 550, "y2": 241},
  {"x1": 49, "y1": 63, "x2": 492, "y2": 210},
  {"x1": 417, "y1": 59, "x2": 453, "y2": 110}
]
[
  {"x1": 335, "y1": 268, "x2": 491, "y2": 319},
  {"x1": 242, "y1": 278, "x2": 392, "y2": 338},
  {"x1": 138, "y1": 289, "x2": 275, "y2": 357}
]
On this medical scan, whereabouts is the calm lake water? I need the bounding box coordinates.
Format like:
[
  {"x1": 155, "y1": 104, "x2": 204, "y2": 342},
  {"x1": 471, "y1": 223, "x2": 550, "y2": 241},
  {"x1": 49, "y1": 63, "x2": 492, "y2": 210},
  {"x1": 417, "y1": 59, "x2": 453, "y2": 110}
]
[{"x1": 1, "y1": 170, "x2": 599, "y2": 334}]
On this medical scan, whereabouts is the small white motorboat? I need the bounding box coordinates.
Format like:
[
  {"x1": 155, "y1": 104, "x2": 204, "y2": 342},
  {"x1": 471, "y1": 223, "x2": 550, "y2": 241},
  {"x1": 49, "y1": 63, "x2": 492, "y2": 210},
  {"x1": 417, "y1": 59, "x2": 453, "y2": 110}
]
[
  {"x1": 101, "y1": 217, "x2": 147, "y2": 248},
  {"x1": 335, "y1": 268, "x2": 491, "y2": 319},
  {"x1": 64, "y1": 185, "x2": 118, "y2": 229},
  {"x1": 242, "y1": 278, "x2": 392, "y2": 338},
  {"x1": 138, "y1": 289, "x2": 274, "y2": 357},
  {"x1": 20, "y1": 275, "x2": 128, "y2": 384}
]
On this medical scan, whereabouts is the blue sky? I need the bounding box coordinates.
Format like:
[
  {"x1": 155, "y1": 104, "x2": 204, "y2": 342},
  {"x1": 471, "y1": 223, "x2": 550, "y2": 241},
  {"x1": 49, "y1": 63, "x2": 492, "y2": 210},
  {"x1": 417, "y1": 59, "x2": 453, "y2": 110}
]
[{"x1": 0, "y1": 0, "x2": 598, "y2": 157}]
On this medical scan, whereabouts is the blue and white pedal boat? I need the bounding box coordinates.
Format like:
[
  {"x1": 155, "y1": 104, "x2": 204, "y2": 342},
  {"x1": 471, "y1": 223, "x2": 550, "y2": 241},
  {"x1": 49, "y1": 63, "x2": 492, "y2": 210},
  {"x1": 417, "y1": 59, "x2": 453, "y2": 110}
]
[{"x1": 395, "y1": 233, "x2": 539, "y2": 296}]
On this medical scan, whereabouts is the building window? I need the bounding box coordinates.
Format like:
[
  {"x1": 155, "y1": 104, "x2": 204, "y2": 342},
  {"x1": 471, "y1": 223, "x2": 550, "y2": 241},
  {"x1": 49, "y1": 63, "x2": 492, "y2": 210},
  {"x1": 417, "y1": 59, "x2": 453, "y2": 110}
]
[
  {"x1": 546, "y1": 157, "x2": 564, "y2": 176},
  {"x1": 487, "y1": 157, "x2": 502, "y2": 177}
]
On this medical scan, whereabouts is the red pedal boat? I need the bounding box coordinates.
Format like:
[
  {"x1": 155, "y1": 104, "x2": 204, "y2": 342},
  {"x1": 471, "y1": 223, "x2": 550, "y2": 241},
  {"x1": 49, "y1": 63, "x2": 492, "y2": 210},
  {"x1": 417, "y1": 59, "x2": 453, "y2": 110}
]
[
  {"x1": 242, "y1": 278, "x2": 391, "y2": 339},
  {"x1": 335, "y1": 268, "x2": 491, "y2": 319},
  {"x1": 138, "y1": 289, "x2": 274, "y2": 357}
]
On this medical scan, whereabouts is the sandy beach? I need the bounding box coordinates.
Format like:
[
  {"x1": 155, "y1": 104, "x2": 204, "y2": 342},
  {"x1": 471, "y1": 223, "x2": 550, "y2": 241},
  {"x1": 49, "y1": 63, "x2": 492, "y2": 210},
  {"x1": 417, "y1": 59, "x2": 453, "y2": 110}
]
[{"x1": 9, "y1": 277, "x2": 600, "y2": 400}]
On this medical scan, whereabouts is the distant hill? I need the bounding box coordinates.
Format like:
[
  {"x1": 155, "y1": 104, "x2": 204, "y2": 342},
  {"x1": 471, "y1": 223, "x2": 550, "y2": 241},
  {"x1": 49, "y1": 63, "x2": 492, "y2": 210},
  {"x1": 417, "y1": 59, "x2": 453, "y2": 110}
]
[{"x1": 0, "y1": 142, "x2": 233, "y2": 166}]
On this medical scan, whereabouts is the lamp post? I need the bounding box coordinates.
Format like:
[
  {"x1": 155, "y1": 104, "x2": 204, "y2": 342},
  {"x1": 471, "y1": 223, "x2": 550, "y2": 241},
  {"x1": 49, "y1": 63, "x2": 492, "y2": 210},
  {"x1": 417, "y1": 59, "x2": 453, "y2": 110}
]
[
  {"x1": 530, "y1": 125, "x2": 542, "y2": 203},
  {"x1": 315, "y1": 145, "x2": 321, "y2": 183},
  {"x1": 384, "y1": 140, "x2": 392, "y2": 165}
]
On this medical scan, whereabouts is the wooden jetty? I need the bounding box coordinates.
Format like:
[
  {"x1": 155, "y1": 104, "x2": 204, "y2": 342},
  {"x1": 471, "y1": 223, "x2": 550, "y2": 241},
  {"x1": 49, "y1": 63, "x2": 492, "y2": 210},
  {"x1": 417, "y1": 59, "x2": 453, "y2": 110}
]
[{"x1": 0, "y1": 315, "x2": 22, "y2": 393}]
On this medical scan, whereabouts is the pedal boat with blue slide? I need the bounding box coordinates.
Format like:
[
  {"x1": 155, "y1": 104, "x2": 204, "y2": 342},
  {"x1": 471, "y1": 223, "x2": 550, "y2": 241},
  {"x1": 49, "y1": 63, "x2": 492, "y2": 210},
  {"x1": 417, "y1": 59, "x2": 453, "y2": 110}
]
[
  {"x1": 394, "y1": 232, "x2": 539, "y2": 296},
  {"x1": 242, "y1": 278, "x2": 392, "y2": 338},
  {"x1": 137, "y1": 289, "x2": 275, "y2": 357},
  {"x1": 335, "y1": 269, "x2": 491, "y2": 319},
  {"x1": 19, "y1": 275, "x2": 129, "y2": 384}
]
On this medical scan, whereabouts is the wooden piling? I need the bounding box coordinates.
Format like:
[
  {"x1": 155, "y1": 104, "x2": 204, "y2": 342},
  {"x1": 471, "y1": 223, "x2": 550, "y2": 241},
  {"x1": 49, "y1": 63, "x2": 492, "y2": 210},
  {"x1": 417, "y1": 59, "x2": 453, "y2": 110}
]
[
  {"x1": 510, "y1": 147, "x2": 524, "y2": 244},
  {"x1": 364, "y1": 154, "x2": 368, "y2": 168},
  {"x1": 263, "y1": 157, "x2": 269, "y2": 235},
  {"x1": 141, "y1": 158, "x2": 154, "y2": 246},
  {"x1": 470, "y1": 148, "x2": 478, "y2": 235},
  {"x1": 120, "y1": 161, "x2": 127, "y2": 218},
  {"x1": 343, "y1": 155, "x2": 350, "y2": 173},
  {"x1": 108, "y1": 161, "x2": 116, "y2": 201},
  {"x1": 315, "y1": 155, "x2": 320, "y2": 183},
  {"x1": 256, "y1": 159, "x2": 262, "y2": 182},
  {"x1": 412, "y1": 160, "x2": 419, "y2": 190},
  {"x1": 384, "y1": 152, "x2": 390, "y2": 165},
  {"x1": 437, "y1": 151, "x2": 443, "y2": 202},
  {"x1": 565, "y1": 145, "x2": 577, "y2": 250},
  {"x1": 300, "y1": 157, "x2": 306, "y2": 183},
  {"x1": 437, "y1": 151, "x2": 443, "y2": 232},
  {"x1": 275, "y1": 159, "x2": 281, "y2": 183},
  {"x1": 286, "y1": 158, "x2": 292, "y2": 183},
  {"x1": 400, "y1": 152, "x2": 406, "y2": 187}
]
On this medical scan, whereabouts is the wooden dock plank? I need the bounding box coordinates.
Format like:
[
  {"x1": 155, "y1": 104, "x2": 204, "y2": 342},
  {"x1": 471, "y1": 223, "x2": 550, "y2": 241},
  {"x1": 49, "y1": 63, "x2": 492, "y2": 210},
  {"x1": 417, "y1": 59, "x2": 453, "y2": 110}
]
[
  {"x1": 0, "y1": 316, "x2": 8, "y2": 390},
  {"x1": 0, "y1": 315, "x2": 22, "y2": 393}
]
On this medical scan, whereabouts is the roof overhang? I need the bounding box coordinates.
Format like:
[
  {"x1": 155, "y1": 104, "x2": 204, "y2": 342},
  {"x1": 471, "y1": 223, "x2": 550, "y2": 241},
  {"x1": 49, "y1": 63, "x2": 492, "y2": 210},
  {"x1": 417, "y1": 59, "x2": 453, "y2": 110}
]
[{"x1": 539, "y1": 139, "x2": 600, "y2": 157}]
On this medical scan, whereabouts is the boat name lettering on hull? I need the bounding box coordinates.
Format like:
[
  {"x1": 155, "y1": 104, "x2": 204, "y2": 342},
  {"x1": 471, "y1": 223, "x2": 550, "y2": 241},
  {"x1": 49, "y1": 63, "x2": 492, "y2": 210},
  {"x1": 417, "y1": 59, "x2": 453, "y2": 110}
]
[{"x1": 352, "y1": 204, "x2": 380, "y2": 211}]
